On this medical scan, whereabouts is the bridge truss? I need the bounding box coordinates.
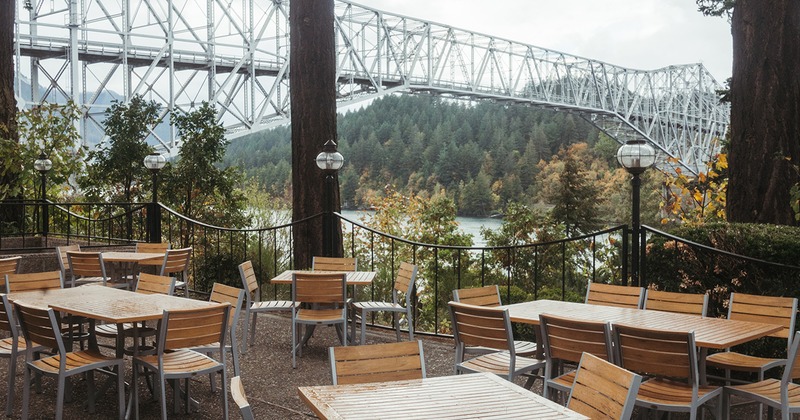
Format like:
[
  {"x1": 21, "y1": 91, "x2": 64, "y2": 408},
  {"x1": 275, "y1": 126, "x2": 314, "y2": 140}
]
[{"x1": 14, "y1": 0, "x2": 729, "y2": 174}]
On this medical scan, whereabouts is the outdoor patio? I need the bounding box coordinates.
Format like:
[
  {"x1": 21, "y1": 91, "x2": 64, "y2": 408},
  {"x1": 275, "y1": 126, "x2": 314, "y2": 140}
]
[{"x1": 0, "y1": 310, "x2": 767, "y2": 419}]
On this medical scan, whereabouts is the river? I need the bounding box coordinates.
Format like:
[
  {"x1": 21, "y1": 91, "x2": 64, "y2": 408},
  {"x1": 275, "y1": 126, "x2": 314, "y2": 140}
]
[{"x1": 340, "y1": 210, "x2": 503, "y2": 247}]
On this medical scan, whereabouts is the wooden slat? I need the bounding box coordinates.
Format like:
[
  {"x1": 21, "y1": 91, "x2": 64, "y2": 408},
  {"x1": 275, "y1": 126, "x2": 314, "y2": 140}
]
[
  {"x1": 0, "y1": 256, "x2": 21, "y2": 276},
  {"x1": 586, "y1": 282, "x2": 643, "y2": 309},
  {"x1": 135, "y1": 273, "x2": 174, "y2": 295},
  {"x1": 728, "y1": 292, "x2": 797, "y2": 339},
  {"x1": 312, "y1": 256, "x2": 357, "y2": 272},
  {"x1": 644, "y1": 289, "x2": 708, "y2": 316},
  {"x1": 332, "y1": 341, "x2": 424, "y2": 385},
  {"x1": 453, "y1": 285, "x2": 501, "y2": 307},
  {"x1": 164, "y1": 303, "x2": 229, "y2": 349},
  {"x1": 6, "y1": 271, "x2": 63, "y2": 292},
  {"x1": 568, "y1": 353, "x2": 640, "y2": 420}
]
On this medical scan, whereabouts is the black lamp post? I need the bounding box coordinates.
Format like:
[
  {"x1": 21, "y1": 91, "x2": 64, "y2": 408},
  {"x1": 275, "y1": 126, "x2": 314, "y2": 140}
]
[
  {"x1": 34, "y1": 151, "x2": 52, "y2": 237},
  {"x1": 143, "y1": 152, "x2": 166, "y2": 243},
  {"x1": 315, "y1": 140, "x2": 344, "y2": 257},
  {"x1": 617, "y1": 139, "x2": 656, "y2": 287}
]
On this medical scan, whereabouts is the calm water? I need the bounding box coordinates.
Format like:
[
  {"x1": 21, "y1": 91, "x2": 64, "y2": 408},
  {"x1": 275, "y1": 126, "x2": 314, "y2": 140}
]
[{"x1": 340, "y1": 210, "x2": 503, "y2": 247}]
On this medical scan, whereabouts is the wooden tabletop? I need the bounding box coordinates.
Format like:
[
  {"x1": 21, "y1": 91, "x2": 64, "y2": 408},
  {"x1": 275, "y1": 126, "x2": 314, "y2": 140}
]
[
  {"x1": 101, "y1": 251, "x2": 165, "y2": 266},
  {"x1": 298, "y1": 372, "x2": 588, "y2": 420},
  {"x1": 502, "y1": 299, "x2": 783, "y2": 350},
  {"x1": 271, "y1": 270, "x2": 376, "y2": 286},
  {"x1": 8, "y1": 285, "x2": 212, "y2": 324}
]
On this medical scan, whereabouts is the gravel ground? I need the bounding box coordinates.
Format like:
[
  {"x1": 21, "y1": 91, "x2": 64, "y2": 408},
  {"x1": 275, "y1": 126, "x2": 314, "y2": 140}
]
[{"x1": 0, "y1": 312, "x2": 764, "y2": 419}]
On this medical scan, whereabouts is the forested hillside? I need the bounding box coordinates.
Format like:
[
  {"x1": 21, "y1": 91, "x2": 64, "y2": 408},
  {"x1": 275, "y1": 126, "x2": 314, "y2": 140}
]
[{"x1": 225, "y1": 94, "x2": 634, "y2": 219}]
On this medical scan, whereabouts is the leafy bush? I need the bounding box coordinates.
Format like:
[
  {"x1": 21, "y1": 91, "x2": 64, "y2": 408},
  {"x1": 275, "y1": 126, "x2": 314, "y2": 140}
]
[{"x1": 645, "y1": 222, "x2": 800, "y2": 364}]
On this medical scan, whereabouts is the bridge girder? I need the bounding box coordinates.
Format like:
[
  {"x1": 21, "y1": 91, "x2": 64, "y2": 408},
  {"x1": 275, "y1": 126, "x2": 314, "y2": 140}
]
[{"x1": 14, "y1": 0, "x2": 728, "y2": 173}]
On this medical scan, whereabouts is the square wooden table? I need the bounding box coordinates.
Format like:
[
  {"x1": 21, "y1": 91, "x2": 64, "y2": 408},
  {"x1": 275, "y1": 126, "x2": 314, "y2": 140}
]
[
  {"x1": 298, "y1": 372, "x2": 588, "y2": 419},
  {"x1": 270, "y1": 270, "x2": 376, "y2": 286},
  {"x1": 101, "y1": 251, "x2": 166, "y2": 288}
]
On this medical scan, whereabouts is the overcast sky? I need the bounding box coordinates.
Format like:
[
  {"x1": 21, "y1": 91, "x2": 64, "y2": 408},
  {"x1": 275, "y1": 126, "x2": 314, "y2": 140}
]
[{"x1": 355, "y1": 0, "x2": 732, "y2": 83}]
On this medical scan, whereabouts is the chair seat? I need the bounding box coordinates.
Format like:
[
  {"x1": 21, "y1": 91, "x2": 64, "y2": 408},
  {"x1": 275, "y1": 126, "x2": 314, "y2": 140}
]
[
  {"x1": 706, "y1": 351, "x2": 785, "y2": 372},
  {"x1": 30, "y1": 349, "x2": 119, "y2": 374},
  {"x1": 466, "y1": 340, "x2": 537, "y2": 357},
  {"x1": 458, "y1": 351, "x2": 543, "y2": 377},
  {"x1": 636, "y1": 378, "x2": 721, "y2": 407},
  {"x1": 137, "y1": 349, "x2": 223, "y2": 376},
  {"x1": 727, "y1": 378, "x2": 800, "y2": 408},
  {"x1": 352, "y1": 301, "x2": 403, "y2": 312},
  {"x1": 296, "y1": 308, "x2": 345, "y2": 323},
  {"x1": 252, "y1": 300, "x2": 293, "y2": 311},
  {"x1": 0, "y1": 337, "x2": 45, "y2": 355},
  {"x1": 548, "y1": 370, "x2": 576, "y2": 393},
  {"x1": 94, "y1": 323, "x2": 156, "y2": 338},
  {"x1": 74, "y1": 277, "x2": 104, "y2": 286}
]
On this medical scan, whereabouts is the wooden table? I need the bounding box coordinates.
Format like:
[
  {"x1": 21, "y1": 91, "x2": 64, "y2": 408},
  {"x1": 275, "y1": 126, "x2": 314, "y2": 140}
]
[
  {"x1": 502, "y1": 299, "x2": 783, "y2": 384},
  {"x1": 270, "y1": 270, "x2": 376, "y2": 286},
  {"x1": 298, "y1": 372, "x2": 588, "y2": 419},
  {"x1": 101, "y1": 251, "x2": 165, "y2": 288}
]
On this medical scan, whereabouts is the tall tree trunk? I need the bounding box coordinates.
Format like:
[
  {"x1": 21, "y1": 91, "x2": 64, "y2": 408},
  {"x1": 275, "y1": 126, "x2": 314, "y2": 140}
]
[
  {"x1": 0, "y1": 1, "x2": 22, "y2": 230},
  {"x1": 290, "y1": 0, "x2": 341, "y2": 268},
  {"x1": 726, "y1": 0, "x2": 800, "y2": 225}
]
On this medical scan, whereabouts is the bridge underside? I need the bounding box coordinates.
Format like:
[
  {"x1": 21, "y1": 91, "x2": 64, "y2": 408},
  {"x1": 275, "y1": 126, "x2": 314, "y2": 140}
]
[{"x1": 14, "y1": 0, "x2": 728, "y2": 174}]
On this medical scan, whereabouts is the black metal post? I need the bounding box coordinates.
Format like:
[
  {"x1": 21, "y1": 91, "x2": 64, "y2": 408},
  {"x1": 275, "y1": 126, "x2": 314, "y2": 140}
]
[
  {"x1": 631, "y1": 173, "x2": 642, "y2": 287},
  {"x1": 40, "y1": 171, "x2": 48, "y2": 237},
  {"x1": 322, "y1": 172, "x2": 334, "y2": 256},
  {"x1": 148, "y1": 170, "x2": 162, "y2": 243}
]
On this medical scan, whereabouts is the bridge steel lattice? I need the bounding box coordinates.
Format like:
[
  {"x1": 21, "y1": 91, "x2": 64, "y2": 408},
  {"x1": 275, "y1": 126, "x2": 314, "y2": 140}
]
[{"x1": 14, "y1": 0, "x2": 729, "y2": 174}]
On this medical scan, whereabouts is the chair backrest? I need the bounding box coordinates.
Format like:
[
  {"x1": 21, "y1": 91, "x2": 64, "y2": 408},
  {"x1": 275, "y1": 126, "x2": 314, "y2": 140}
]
[
  {"x1": 14, "y1": 301, "x2": 66, "y2": 356},
  {"x1": 452, "y1": 285, "x2": 501, "y2": 307},
  {"x1": 135, "y1": 242, "x2": 170, "y2": 253},
  {"x1": 312, "y1": 256, "x2": 357, "y2": 272},
  {"x1": 782, "y1": 331, "x2": 800, "y2": 384},
  {"x1": 230, "y1": 376, "x2": 254, "y2": 420},
  {"x1": 614, "y1": 323, "x2": 698, "y2": 385},
  {"x1": 643, "y1": 289, "x2": 709, "y2": 317},
  {"x1": 238, "y1": 260, "x2": 260, "y2": 302},
  {"x1": 0, "y1": 256, "x2": 22, "y2": 276},
  {"x1": 393, "y1": 262, "x2": 418, "y2": 305},
  {"x1": 540, "y1": 313, "x2": 613, "y2": 366},
  {"x1": 585, "y1": 282, "x2": 644, "y2": 309},
  {"x1": 67, "y1": 251, "x2": 107, "y2": 278},
  {"x1": 567, "y1": 352, "x2": 642, "y2": 420},
  {"x1": 727, "y1": 292, "x2": 798, "y2": 345},
  {"x1": 448, "y1": 301, "x2": 515, "y2": 355},
  {"x1": 329, "y1": 340, "x2": 426, "y2": 385},
  {"x1": 5, "y1": 271, "x2": 64, "y2": 292},
  {"x1": 292, "y1": 272, "x2": 346, "y2": 305},
  {"x1": 135, "y1": 273, "x2": 175, "y2": 295},
  {"x1": 0, "y1": 294, "x2": 17, "y2": 336},
  {"x1": 159, "y1": 247, "x2": 192, "y2": 277},
  {"x1": 209, "y1": 282, "x2": 244, "y2": 330},
  {"x1": 157, "y1": 304, "x2": 230, "y2": 352},
  {"x1": 55, "y1": 244, "x2": 80, "y2": 276}
]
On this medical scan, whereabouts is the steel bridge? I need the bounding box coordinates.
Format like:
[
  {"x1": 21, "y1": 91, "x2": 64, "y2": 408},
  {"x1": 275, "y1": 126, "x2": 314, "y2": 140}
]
[{"x1": 13, "y1": 0, "x2": 729, "y2": 174}]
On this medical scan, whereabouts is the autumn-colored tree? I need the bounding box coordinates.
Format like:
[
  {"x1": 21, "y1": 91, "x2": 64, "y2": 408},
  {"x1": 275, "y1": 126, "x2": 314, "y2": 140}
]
[{"x1": 661, "y1": 154, "x2": 728, "y2": 225}]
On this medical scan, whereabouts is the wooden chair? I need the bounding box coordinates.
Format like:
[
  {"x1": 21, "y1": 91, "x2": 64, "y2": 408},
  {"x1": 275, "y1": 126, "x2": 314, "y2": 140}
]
[
  {"x1": 329, "y1": 340, "x2": 425, "y2": 385},
  {"x1": 159, "y1": 247, "x2": 192, "y2": 297},
  {"x1": 67, "y1": 251, "x2": 127, "y2": 289},
  {"x1": 312, "y1": 256, "x2": 357, "y2": 271},
  {"x1": 539, "y1": 313, "x2": 614, "y2": 400},
  {"x1": 1, "y1": 294, "x2": 46, "y2": 416},
  {"x1": 291, "y1": 272, "x2": 348, "y2": 369},
  {"x1": 238, "y1": 260, "x2": 293, "y2": 352},
  {"x1": 567, "y1": 352, "x2": 642, "y2": 420},
  {"x1": 585, "y1": 281, "x2": 644, "y2": 309},
  {"x1": 132, "y1": 304, "x2": 231, "y2": 419},
  {"x1": 0, "y1": 256, "x2": 21, "y2": 292},
  {"x1": 614, "y1": 323, "x2": 722, "y2": 420},
  {"x1": 5, "y1": 271, "x2": 64, "y2": 292},
  {"x1": 724, "y1": 330, "x2": 800, "y2": 420},
  {"x1": 14, "y1": 301, "x2": 125, "y2": 420},
  {"x1": 452, "y1": 285, "x2": 537, "y2": 357},
  {"x1": 93, "y1": 273, "x2": 176, "y2": 353},
  {"x1": 135, "y1": 242, "x2": 170, "y2": 253},
  {"x1": 706, "y1": 293, "x2": 798, "y2": 385},
  {"x1": 350, "y1": 262, "x2": 417, "y2": 345},
  {"x1": 55, "y1": 244, "x2": 81, "y2": 283},
  {"x1": 230, "y1": 376, "x2": 254, "y2": 420},
  {"x1": 643, "y1": 289, "x2": 709, "y2": 316},
  {"x1": 448, "y1": 301, "x2": 545, "y2": 389},
  {"x1": 191, "y1": 283, "x2": 245, "y2": 384}
]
